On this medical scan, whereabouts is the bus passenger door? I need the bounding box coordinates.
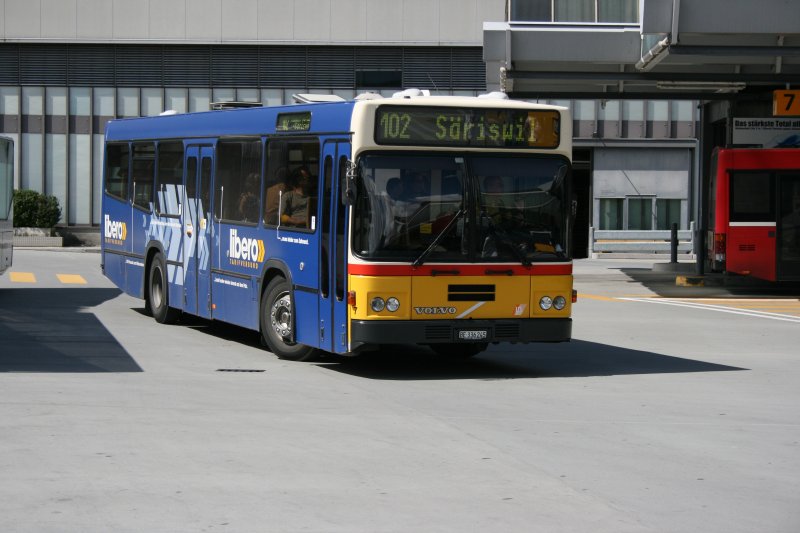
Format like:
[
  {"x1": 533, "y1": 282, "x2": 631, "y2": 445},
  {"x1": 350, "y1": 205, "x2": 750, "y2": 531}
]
[
  {"x1": 183, "y1": 145, "x2": 214, "y2": 318},
  {"x1": 319, "y1": 141, "x2": 351, "y2": 353},
  {"x1": 778, "y1": 172, "x2": 800, "y2": 281}
]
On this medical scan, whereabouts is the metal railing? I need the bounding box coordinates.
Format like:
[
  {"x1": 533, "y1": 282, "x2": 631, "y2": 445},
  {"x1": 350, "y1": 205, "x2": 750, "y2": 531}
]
[{"x1": 589, "y1": 221, "x2": 695, "y2": 256}]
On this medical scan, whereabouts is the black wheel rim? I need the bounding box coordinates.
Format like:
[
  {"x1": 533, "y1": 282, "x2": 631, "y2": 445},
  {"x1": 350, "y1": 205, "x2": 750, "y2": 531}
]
[{"x1": 270, "y1": 290, "x2": 294, "y2": 345}]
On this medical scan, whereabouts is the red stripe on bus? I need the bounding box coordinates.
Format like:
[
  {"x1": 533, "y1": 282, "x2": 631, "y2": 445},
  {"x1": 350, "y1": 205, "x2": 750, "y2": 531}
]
[{"x1": 347, "y1": 264, "x2": 572, "y2": 276}]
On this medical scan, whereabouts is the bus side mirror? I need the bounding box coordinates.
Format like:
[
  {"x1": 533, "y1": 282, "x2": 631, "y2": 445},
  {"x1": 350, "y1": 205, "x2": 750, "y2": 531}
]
[{"x1": 342, "y1": 159, "x2": 357, "y2": 205}]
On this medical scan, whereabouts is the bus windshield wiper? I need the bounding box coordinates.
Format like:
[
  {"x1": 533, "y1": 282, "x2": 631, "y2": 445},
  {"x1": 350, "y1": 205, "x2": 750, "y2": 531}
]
[
  {"x1": 412, "y1": 209, "x2": 464, "y2": 267},
  {"x1": 505, "y1": 237, "x2": 532, "y2": 267}
]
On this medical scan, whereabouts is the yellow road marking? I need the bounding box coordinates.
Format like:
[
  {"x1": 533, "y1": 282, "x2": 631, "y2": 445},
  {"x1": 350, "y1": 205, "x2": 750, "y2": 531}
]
[
  {"x1": 577, "y1": 293, "x2": 618, "y2": 302},
  {"x1": 57, "y1": 274, "x2": 87, "y2": 285},
  {"x1": 9, "y1": 272, "x2": 36, "y2": 283}
]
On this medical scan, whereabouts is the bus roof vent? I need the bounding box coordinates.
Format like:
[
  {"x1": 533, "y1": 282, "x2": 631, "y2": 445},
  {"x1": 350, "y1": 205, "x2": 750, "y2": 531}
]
[
  {"x1": 292, "y1": 94, "x2": 346, "y2": 104},
  {"x1": 210, "y1": 101, "x2": 262, "y2": 110},
  {"x1": 354, "y1": 92, "x2": 383, "y2": 100},
  {"x1": 477, "y1": 91, "x2": 509, "y2": 100},
  {"x1": 392, "y1": 88, "x2": 431, "y2": 99}
]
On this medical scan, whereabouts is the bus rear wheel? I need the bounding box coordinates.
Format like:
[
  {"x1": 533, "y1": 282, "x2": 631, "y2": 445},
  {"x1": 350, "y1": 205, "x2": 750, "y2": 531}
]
[
  {"x1": 260, "y1": 277, "x2": 317, "y2": 361},
  {"x1": 148, "y1": 254, "x2": 180, "y2": 324},
  {"x1": 430, "y1": 342, "x2": 487, "y2": 359}
]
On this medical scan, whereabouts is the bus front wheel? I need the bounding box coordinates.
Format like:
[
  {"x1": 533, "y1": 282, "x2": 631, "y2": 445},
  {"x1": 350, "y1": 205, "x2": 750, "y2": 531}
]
[
  {"x1": 148, "y1": 254, "x2": 180, "y2": 324},
  {"x1": 260, "y1": 277, "x2": 317, "y2": 361}
]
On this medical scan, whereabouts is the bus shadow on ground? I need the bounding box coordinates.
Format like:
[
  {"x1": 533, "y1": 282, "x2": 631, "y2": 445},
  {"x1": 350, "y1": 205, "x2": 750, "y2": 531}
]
[
  {"x1": 0, "y1": 288, "x2": 142, "y2": 373},
  {"x1": 317, "y1": 340, "x2": 745, "y2": 381},
  {"x1": 619, "y1": 266, "x2": 800, "y2": 298},
  {"x1": 171, "y1": 313, "x2": 265, "y2": 349},
  {"x1": 152, "y1": 314, "x2": 745, "y2": 381}
]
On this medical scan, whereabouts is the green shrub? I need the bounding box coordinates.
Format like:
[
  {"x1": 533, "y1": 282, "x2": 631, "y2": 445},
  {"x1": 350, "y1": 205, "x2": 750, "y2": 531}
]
[{"x1": 13, "y1": 189, "x2": 62, "y2": 228}]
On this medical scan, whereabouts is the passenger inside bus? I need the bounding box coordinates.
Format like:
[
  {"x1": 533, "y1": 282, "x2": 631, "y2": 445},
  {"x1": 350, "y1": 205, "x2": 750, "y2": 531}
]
[
  {"x1": 238, "y1": 172, "x2": 261, "y2": 223},
  {"x1": 403, "y1": 170, "x2": 430, "y2": 201},
  {"x1": 386, "y1": 177, "x2": 403, "y2": 201},
  {"x1": 264, "y1": 166, "x2": 288, "y2": 225},
  {"x1": 280, "y1": 166, "x2": 312, "y2": 228}
]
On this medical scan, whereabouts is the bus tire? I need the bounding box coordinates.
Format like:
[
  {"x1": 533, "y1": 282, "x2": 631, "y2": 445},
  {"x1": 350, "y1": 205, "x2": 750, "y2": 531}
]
[
  {"x1": 430, "y1": 342, "x2": 487, "y2": 359},
  {"x1": 260, "y1": 277, "x2": 317, "y2": 361},
  {"x1": 149, "y1": 254, "x2": 180, "y2": 324}
]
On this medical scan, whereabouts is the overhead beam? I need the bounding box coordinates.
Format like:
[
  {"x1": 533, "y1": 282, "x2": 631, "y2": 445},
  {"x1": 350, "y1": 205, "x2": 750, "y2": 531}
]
[
  {"x1": 667, "y1": 45, "x2": 800, "y2": 57},
  {"x1": 504, "y1": 70, "x2": 800, "y2": 84},
  {"x1": 507, "y1": 91, "x2": 747, "y2": 101}
]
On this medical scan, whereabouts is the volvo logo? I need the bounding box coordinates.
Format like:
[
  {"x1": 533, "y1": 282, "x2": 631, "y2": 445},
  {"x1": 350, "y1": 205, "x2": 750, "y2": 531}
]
[{"x1": 414, "y1": 306, "x2": 457, "y2": 315}]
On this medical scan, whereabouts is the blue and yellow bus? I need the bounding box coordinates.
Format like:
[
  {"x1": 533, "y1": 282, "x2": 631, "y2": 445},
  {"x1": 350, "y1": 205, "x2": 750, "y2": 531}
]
[
  {"x1": 0, "y1": 136, "x2": 13, "y2": 276},
  {"x1": 101, "y1": 94, "x2": 574, "y2": 360}
]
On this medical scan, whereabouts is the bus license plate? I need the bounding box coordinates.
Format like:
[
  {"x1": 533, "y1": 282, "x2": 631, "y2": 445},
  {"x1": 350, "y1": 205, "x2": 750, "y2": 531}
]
[{"x1": 458, "y1": 329, "x2": 488, "y2": 340}]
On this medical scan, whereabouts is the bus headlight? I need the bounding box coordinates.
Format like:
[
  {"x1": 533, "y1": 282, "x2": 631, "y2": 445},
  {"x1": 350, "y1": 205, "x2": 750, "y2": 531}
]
[
  {"x1": 553, "y1": 296, "x2": 567, "y2": 310},
  {"x1": 539, "y1": 296, "x2": 553, "y2": 311},
  {"x1": 386, "y1": 297, "x2": 400, "y2": 312},
  {"x1": 370, "y1": 297, "x2": 386, "y2": 312}
]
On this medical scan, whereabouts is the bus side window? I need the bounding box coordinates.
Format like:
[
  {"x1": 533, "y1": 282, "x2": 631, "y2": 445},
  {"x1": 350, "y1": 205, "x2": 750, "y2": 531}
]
[
  {"x1": 155, "y1": 141, "x2": 184, "y2": 217},
  {"x1": 264, "y1": 138, "x2": 319, "y2": 231},
  {"x1": 132, "y1": 142, "x2": 155, "y2": 210},
  {"x1": 264, "y1": 140, "x2": 287, "y2": 226},
  {"x1": 105, "y1": 143, "x2": 130, "y2": 201},
  {"x1": 217, "y1": 138, "x2": 263, "y2": 224}
]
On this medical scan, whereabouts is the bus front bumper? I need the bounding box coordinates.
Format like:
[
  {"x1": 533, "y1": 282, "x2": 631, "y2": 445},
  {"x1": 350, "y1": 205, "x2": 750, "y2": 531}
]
[{"x1": 350, "y1": 318, "x2": 571, "y2": 349}]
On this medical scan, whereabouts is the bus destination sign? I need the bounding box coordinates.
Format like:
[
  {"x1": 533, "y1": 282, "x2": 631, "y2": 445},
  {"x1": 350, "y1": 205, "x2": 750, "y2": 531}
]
[
  {"x1": 276, "y1": 112, "x2": 312, "y2": 132},
  {"x1": 374, "y1": 105, "x2": 560, "y2": 149}
]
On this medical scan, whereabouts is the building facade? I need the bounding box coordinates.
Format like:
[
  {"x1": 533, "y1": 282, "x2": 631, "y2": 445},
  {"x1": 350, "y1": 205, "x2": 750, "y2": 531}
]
[
  {"x1": 486, "y1": 0, "x2": 800, "y2": 257},
  {"x1": 0, "y1": 0, "x2": 501, "y2": 229},
  {"x1": 3, "y1": 0, "x2": 735, "y2": 258}
]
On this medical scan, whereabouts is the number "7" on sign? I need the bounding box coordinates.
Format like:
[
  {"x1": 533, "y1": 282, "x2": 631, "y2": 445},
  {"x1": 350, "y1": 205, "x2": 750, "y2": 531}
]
[{"x1": 773, "y1": 90, "x2": 800, "y2": 116}]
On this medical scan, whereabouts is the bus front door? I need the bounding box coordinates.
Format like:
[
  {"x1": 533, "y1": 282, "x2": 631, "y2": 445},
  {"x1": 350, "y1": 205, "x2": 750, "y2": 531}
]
[
  {"x1": 183, "y1": 145, "x2": 214, "y2": 318},
  {"x1": 319, "y1": 140, "x2": 351, "y2": 353},
  {"x1": 778, "y1": 173, "x2": 800, "y2": 281}
]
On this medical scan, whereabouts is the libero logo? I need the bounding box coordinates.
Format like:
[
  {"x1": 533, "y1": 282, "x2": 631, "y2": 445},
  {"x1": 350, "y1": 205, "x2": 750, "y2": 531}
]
[
  {"x1": 104, "y1": 215, "x2": 127, "y2": 245},
  {"x1": 228, "y1": 229, "x2": 265, "y2": 269}
]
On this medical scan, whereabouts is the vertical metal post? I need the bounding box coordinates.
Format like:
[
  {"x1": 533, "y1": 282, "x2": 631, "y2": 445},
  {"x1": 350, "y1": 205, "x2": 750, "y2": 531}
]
[
  {"x1": 670, "y1": 222, "x2": 678, "y2": 264},
  {"x1": 695, "y1": 104, "x2": 705, "y2": 275}
]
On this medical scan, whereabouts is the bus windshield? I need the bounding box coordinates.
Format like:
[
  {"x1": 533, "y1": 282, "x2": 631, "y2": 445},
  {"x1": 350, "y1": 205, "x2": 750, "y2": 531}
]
[{"x1": 353, "y1": 153, "x2": 569, "y2": 263}]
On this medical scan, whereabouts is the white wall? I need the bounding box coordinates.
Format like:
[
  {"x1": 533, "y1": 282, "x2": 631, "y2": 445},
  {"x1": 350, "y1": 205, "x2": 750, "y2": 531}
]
[{"x1": 0, "y1": 0, "x2": 505, "y2": 45}]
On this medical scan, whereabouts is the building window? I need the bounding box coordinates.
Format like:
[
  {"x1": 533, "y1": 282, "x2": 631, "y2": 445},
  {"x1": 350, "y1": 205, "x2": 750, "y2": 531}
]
[
  {"x1": 627, "y1": 197, "x2": 653, "y2": 230},
  {"x1": 598, "y1": 0, "x2": 639, "y2": 23},
  {"x1": 554, "y1": 0, "x2": 594, "y2": 22},
  {"x1": 599, "y1": 198, "x2": 623, "y2": 230},
  {"x1": 356, "y1": 70, "x2": 402, "y2": 89},
  {"x1": 510, "y1": 0, "x2": 552, "y2": 22},
  {"x1": 510, "y1": 0, "x2": 638, "y2": 23},
  {"x1": 601, "y1": 197, "x2": 681, "y2": 231},
  {"x1": 656, "y1": 199, "x2": 681, "y2": 230}
]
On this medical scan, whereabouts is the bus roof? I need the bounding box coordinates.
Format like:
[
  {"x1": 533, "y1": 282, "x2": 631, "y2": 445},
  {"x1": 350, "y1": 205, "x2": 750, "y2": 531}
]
[
  {"x1": 104, "y1": 100, "x2": 357, "y2": 142},
  {"x1": 104, "y1": 95, "x2": 571, "y2": 149},
  {"x1": 714, "y1": 147, "x2": 800, "y2": 169}
]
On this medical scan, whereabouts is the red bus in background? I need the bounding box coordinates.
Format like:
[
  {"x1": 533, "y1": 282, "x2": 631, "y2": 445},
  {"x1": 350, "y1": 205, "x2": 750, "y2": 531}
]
[{"x1": 708, "y1": 148, "x2": 800, "y2": 282}]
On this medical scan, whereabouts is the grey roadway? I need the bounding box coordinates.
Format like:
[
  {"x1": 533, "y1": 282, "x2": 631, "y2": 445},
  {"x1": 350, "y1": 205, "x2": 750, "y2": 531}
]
[{"x1": 1, "y1": 249, "x2": 799, "y2": 532}]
